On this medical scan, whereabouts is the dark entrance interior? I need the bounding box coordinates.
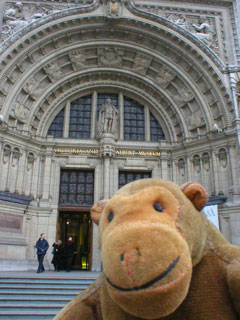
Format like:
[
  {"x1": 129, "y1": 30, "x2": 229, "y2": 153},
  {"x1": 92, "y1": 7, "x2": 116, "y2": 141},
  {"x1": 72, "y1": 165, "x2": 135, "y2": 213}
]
[
  {"x1": 59, "y1": 211, "x2": 92, "y2": 270},
  {"x1": 58, "y1": 169, "x2": 94, "y2": 270}
]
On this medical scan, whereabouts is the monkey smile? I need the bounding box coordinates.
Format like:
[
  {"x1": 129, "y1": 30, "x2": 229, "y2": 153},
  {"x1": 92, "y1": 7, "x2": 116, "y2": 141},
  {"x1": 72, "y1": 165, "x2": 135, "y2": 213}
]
[{"x1": 104, "y1": 256, "x2": 180, "y2": 292}]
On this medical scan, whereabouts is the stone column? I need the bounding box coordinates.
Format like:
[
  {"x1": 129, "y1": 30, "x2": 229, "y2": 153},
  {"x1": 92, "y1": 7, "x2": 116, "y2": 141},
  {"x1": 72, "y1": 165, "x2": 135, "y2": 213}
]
[
  {"x1": 31, "y1": 154, "x2": 40, "y2": 199},
  {"x1": 16, "y1": 148, "x2": 27, "y2": 195},
  {"x1": 160, "y1": 151, "x2": 169, "y2": 180},
  {"x1": 145, "y1": 106, "x2": 150, "y2": 141},
  {"x1": 63, "y1": 100, "x2": 70, "y2": 138},
  {"x1": 228, "y1": 144, "x2": 240, "y2": 199},
  {"x1": 211, "y1": 148, "x2": 220, "y2": 195},
  {"x1": 41, "y1": 150, "x2": 53, "y2": 205},
  {"x1": 119, "y1": 93, "x2": 124, "y2": 140},
  {"x1": 91, "y1": 91, "x2": 97, "y2": 139}
]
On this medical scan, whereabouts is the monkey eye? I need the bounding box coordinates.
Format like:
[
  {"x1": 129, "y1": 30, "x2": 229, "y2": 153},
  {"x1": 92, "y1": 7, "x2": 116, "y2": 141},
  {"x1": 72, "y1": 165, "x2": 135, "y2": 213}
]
[
  {"x1": 153, "y1": 202, "x2": 164, "y2": 212},
  {"x1": 108, "y1": 212, "x2": 114, "y2": 222}
]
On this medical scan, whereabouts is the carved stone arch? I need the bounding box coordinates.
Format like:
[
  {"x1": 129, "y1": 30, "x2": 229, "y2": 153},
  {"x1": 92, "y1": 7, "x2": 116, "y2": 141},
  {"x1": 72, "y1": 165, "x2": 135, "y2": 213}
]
[
  {"x1": 0, "y1": 9, "x2": 233, "y2": 139},
  {"x1": 2, "y1": 40, "x2": 215, "y2": 136}
]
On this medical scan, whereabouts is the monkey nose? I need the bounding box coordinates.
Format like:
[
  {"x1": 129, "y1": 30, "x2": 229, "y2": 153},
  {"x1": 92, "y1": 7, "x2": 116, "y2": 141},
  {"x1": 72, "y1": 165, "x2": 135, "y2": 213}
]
[{"x1": 120, "y1": 248, "x2": 141, "y2": 262}]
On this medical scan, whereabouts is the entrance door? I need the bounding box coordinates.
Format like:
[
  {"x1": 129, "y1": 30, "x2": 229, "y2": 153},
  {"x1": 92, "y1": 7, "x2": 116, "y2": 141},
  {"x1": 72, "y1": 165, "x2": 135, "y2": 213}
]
[{"x1": 59, "y1": 211, "x2": 92, "y2": 270}]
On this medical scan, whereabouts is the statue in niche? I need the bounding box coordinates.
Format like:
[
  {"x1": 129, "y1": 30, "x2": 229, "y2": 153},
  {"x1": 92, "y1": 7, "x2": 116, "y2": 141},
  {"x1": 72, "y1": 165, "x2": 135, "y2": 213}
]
[
  {"x1": 218, "y1": 149, "x2": 227, "y2": 168},
  {"x1": 12, "y1": 149, "x2": 20, "y2": 167},
  {"x1": 27, "y1": 153, "x2": 35, "y2": 171},
  {"x1": 69, "y1": 50, "x2": 86, "y2": 70},
  {"x1": 98, "y1": 47, "x2": 124, "y2": 67},
  {"x1": 192, "y1": 16, "x2": 214, "y2": 47},
  {"x1": 3, "y1": 2, "x2": 28, "y2": 36},
  {"x1": 193, "y1": 155, "x2": 201, "y2": 173},
  {"x1": 3, "y1": 145, "x2": 11, "y2": 164},
  {"x1": 97, "y1": 98, "x2": 119, "y2": 136},
  {"x1": 202, "y1": 153, "x2": 210, "y2": 171},
  {"x1": 178, "y1": 158, "x2": 185, "y2": 177}
]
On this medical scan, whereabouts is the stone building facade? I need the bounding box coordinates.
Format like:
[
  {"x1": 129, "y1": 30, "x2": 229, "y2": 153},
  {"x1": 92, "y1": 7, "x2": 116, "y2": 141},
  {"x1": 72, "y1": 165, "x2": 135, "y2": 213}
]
[{"x1": 0, "y1": 0, "x2": 240, "y2": 271}]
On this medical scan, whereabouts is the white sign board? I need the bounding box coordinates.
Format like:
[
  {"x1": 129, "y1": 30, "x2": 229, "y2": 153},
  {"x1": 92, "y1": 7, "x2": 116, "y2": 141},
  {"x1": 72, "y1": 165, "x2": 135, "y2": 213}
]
[{"x1": 203, "y1": 205, "x2": 219, "y2": 229}]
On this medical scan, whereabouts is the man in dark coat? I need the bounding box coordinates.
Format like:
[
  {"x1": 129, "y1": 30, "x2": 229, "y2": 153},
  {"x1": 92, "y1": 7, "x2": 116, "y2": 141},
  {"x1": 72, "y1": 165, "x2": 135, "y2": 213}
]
[
  {"x1": 64, "y1": 236, "x2": 75, "y2": 272},
  {"x1": 36, "y1": 233, "x2": 49, "y2": 273}
]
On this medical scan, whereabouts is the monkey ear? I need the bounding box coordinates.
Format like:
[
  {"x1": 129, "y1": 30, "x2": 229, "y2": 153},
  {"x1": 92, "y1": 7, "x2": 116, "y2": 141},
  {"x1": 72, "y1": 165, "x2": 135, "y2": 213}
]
[
  {"x1": 181, "y1": 182, "x2": 207, "y2": 211},
  {"x1": 91, "y1": 199, "x2": 108, "y2": 225}
]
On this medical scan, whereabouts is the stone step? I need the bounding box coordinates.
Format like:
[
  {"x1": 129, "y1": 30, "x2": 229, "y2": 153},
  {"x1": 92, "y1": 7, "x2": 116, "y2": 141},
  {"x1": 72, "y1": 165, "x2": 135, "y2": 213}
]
[
  {"x1": 0, "y1": 278, "x2": 94, "y2": 284},
  {"x1": 0, "y1": 304, "x2": 64, "y2": 310},
  {"x1": 0, "y1": 285, "x2": 86, "y2": 290},
  {"x1": 0, "y1": 283, "x2": 89, "y2": 288},
  {"x1": 0, "y1": 293, "x2": 77, "y2": 299}
]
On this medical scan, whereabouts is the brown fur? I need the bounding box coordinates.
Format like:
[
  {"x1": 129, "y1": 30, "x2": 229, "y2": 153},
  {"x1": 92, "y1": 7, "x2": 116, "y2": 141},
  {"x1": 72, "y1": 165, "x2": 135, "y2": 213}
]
[{"x1": 54, "y1": 179, "x2": 240, "y2": 320}]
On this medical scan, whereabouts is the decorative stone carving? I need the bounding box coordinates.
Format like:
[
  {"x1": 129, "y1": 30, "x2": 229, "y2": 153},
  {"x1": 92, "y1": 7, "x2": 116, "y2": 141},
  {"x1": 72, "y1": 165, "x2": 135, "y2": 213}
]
[
  {"x1": 69, "y1": 50, "x2": 87, "y2": 71},
  {"x1": 43, "y1": 62, "x2": 62, "y2": 82},
  {"x1": 191, "y1": 16, "x2": 214, "y2": 48},
  {"x1": 167, "y1": 13, "x2": 188, "y2": 29},
  {"x1": 2, "y1": 2, "x2": 28, "y2": 38},
  {"x1": 103, "y1": 0, "x2": 123, "y2": 18},
  {"x1": 186, "y1": 110, "x2": 205, "y2": 130},
  {"x1": 175, "y1": 87, "x2": 194, "y2": 105},
  {"x1": 156, "y1": 67, "x2": 176, "y2": 88},
  {"x1": 98, "y1": 47, "x2": 124, "y2": 66},
  {"x1": 10, "y1": 104, "x2": 28, "y2": 123},
  {"x1": 23, "y1": 78, "x2": 43, "y2": 100},
  {"x1": 97, "y1": 98, "x2": 119, "y2": 136},
  {"x1": 132, "y1": 53, "x2": 151, "y2": 75},
  {"x1": 218, "y1": 148, "x2": 227, "y2": 168}
]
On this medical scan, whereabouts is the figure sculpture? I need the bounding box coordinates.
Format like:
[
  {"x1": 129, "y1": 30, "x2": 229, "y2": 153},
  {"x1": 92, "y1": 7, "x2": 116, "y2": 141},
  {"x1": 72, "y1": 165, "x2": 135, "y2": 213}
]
[{"x1": 98, "y1": 98, "x2": 119, "y2": 136}]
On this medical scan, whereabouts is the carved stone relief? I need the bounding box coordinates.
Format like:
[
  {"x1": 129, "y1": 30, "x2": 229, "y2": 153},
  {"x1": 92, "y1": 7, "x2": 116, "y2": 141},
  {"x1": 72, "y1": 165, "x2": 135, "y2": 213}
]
[
  {"x1": 103, "y1": 0, "x2": 123, "y2": 18},
  {"x1": 174, "y1": 87, "x2": 194, "y2": 105},
  {"x1": 69, "y1": 50, "x2": 87, "y2": 71},
  {"x1": 132, "y1": 53, "x2": 151, "y2": 75},
  {"x1": 156, "y1": 67, "x2": 176, "y2": 88},
  {"x1": 1, "y1": 2, "x2": 75, "y2": 41},
  {"x1": 43, "y1": 62, "x2": 63, "y2": 82},
  {"x1": 98, "y1": 47, "x2": 124, "y2": 67},
  {"x1": 186, "y1": 110, "x2": 205, "y2": 130},
  {"x1": 23, "y1": 78, "x2": 43, "y2": 100},
  {"x1": 10, "y1": 104, "x2": 28, "y2": 123}
]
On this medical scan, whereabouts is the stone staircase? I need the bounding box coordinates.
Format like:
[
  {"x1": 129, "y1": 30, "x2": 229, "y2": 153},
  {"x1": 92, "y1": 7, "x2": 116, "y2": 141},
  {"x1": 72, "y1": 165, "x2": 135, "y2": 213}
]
[{"x1": 0, "y1": 271, "x2": 99, "y2": 320}]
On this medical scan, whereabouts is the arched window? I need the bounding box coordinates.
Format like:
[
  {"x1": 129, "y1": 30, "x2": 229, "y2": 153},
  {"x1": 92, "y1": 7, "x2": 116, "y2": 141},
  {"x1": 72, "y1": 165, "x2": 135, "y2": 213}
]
[
  {"x1": 150, "y1": 112, "x2": 165, "y2": 141},
  {"x1": 47, "y1": 92, "x2": 166, "y2": 141},
  {"x1": 124, "y1": 97, "x2": 145, "y2": 141},
  {"x1": 47, "y1": 108, "x2": 64, "y2": 138},
  {"x1": 69, "y1": 95, "x2": 92, "y2": 139}
]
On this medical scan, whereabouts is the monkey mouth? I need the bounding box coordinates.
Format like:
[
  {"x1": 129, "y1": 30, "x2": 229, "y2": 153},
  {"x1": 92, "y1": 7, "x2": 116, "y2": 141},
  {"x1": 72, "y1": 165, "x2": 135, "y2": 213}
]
[{"x1": 104, "y1": 256, "x2": 180, "y2": 292}]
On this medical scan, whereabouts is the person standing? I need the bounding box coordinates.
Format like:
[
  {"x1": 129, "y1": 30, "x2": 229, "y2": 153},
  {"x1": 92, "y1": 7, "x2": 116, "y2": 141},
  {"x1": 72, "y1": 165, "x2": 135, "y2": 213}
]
[
  {"x1": 51, "y1": 240, "x2": 63, "y2": 271},
  {"x1": 64, "y1": 236, "x2": 75, "y2": 272},
  {"x1": 36, "y1": 233, "x2": 49, "y2": 273}
]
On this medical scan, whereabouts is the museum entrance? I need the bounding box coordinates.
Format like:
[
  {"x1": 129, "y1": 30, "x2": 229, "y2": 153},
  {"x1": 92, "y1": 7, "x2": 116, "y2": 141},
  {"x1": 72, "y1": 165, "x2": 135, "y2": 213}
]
[
  {"x1": 57, "y1": 169, "x2": 94, "y2": 270},
  {"x1": 58, "y1": 211, "x2": 92, "y2": 270}
]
